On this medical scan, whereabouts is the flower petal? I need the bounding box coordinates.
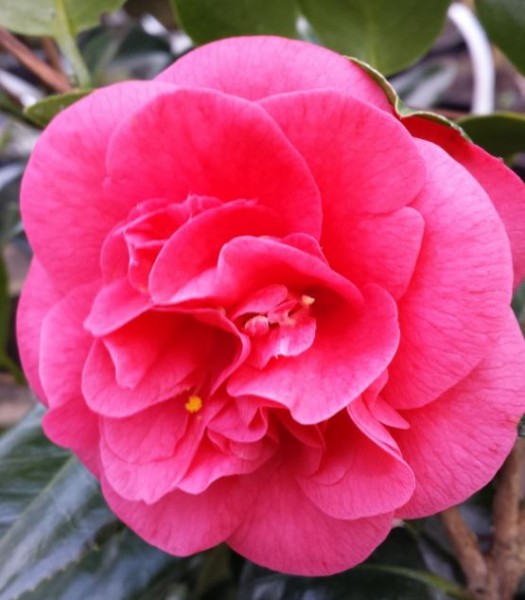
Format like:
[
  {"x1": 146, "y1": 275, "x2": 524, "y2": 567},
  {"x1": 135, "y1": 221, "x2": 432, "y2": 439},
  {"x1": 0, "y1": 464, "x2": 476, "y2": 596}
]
[
  {"x1": 106, "y1": 88, "x2": 322, "y2": 239},
  {"x1": 102, "y1": 474, "x2": 249, "y2": 555},
  {"x1": 99, "y1": 399, "x2": 219, "y2": 503},
  {"x1": 229, "y1": 285, "x2": 399, "y2": 424},
  {"x1": 394, "y1": 312, "x2": 525, "y2": 518},
  {"x1": 21, "y1": 81, "x2": 173, "y2": 292},
  {"x1": 405, "y1": 116, "x2": 525, "y2": 287},
  {"x1": 39, "y1": 283, "x2": 97, "y2": 409},
  {"x1": 299, "y1": 411, "x2": 415, "y2": 519},
  {"x1": 43, "y1": 400, "x2": 100, "y2": 475},
  {"x1": 227, "y1": 458, "x2": 393, "y2": 576},
  {"x1": 384, "y1": 140, "x2": 513, "y2": 409},
  {"x1": 84, "y1": 278, "x2": 152, "y2": 337},
  {"x1": 156, "y1": 36, "x2": 391, "y2": 109},
  {"x1": 16, "y1": 259, "x2": 60, "y2": 404},
  {"x1": 261, "y1": 90, "x2": 426, "y2": 220},
  {"x1": 149, "y1": 200, "x2": 285, "y2": 302}
]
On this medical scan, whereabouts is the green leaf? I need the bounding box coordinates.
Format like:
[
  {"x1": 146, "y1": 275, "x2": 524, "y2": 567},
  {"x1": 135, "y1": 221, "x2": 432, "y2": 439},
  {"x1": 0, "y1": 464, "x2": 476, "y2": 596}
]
[
  {"x1": 0, "y1": 456, "x2": 117, "y2": 598},
  {"x1": 359, "y1": 566, "x2": 469, "y2": 599},
  {"x1": 17, "y1": 528, "x2": 181, "y2": 600},
  {"x1": 0, "y1": 407, "x2": 187, "y2": 599},
  {"x1": 457, "y1": 112, "x2": 525, "y2": 158},
  {"x1": 24, "y1": 90, "x2": 92, "y2": 128},
  {"x1": 0, "y1": 406, "x2": 69, "y2": 539},
  {"x1": 0, "y1": 0, "x2": 127, "y2": 37},
  {"x1": 171, "y1": 0, "x2": 299, "y2": 43},
  {"x1": 475, "y1": 0, "x2": 525, "y2": 76},
  {"x1": 298, "y1": 0, "x2": 452, "y2": 75},
  {"x1": 0, "y1": 251, "x2": 24, "y2": 382},
  {"x1": 350, "y1": 57, "x2": 466, "y2": 136}
]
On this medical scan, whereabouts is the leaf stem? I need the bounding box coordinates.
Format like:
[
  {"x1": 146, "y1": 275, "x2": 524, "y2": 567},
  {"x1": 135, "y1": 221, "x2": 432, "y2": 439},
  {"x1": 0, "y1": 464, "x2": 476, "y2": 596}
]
[{"x1": 53, "y1": 0, "x2": 91, "y2": 88}]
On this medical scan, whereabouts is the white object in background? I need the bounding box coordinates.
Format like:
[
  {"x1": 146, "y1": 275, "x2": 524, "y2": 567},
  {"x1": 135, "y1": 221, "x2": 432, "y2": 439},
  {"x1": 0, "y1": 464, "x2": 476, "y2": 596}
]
[
  {"x1": 0, "y1": 70, "x2": 42, "y2": 108},
  {"x1": 447, "y1": 2, "x2": 495, "y2": 114}
]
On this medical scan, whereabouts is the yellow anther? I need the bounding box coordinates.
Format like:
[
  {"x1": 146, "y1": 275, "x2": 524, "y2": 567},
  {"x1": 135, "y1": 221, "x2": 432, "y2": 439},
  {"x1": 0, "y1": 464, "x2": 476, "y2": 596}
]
[
  {"x1": 300, "y1": 294, "x2": 315, "y2": 307},
  {"x1": 185, "y1": 395, "x2": 203, "y2": 414}
]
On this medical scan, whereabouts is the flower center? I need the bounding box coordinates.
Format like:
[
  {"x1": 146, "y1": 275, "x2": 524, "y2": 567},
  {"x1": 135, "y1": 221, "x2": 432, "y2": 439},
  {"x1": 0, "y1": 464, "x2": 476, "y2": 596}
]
[
  {"x1": 185, "y1": 394, "x2": 203, "y2": 414},
  {"x1": 243, "y1": 294, "x2": 315, "y2": 338}
]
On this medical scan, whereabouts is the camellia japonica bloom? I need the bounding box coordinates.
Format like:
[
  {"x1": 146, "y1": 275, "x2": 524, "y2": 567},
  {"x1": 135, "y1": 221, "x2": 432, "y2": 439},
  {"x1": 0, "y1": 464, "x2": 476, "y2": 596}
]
[{"x1": 18, "y1": 36, "x2": 525, "y2": 575}]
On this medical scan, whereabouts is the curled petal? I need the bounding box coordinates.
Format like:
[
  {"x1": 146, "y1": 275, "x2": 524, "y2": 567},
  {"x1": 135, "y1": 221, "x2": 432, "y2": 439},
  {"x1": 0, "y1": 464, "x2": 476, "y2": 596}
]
[{"x1": 229, "y1": 285, "x2": 399, "y2": 424}]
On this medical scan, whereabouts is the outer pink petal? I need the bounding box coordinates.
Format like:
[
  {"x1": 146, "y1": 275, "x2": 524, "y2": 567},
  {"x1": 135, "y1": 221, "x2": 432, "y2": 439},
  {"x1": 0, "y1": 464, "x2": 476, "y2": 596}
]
[
  {"x1": 228, "y1": 285, "x2": 399, "y2": 424},
  {"x1": 327, "y1": 208, "x2": 424, "y2": 299},
  {"x1": 33, "y1": 279, "x2": 100, "y2": 474},
  {"x1": 156, "y1": 36, "x2": 391, "y2": 109},
  {"x1": 105, "y1": 88, "x2": 322, "y2": 239},
  {"x1": 43, "y1": 400, "x2": 100, "y2": 475},
  {"x1": 39, "y1": 283, "x2": 97, "y2": 408},
  {"x1": 395, "y1": 312, "x2": 525, "y2": 518},
  {"x1": 261, "y1": 91, "x2": 426, "y2": 223},
  {"x1": 298, "y1": 413, "x2": 415, "y2": 520},
  {"x1": 102, "y1": 475, "x2": 249, "y2": 555},
  {"x1": 16, "y1": 259, "x2": 60, "y2": 404},
  {"x1": 21, "y1": 81, "x2": 173, "y2": 292},
  {"x1": 227, "y1": 458, "x2": 393, "y2": 576},
  {"x1": 384, "y1": 140, "x2": 513, "y2": 410},
  {"x1": 405, "y1": 116, "x2": 525, "y2": 286}
]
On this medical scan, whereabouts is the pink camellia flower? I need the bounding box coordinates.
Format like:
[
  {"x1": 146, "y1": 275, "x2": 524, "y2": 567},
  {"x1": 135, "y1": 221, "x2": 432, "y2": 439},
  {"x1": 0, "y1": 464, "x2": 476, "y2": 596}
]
[{"x1": 17, "y1": 36, "x2": 525, "y2": 575}]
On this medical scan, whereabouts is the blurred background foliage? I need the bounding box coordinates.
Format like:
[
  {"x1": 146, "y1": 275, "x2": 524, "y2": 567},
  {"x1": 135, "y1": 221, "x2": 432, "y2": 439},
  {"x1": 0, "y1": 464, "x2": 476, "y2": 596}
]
[{"x1": 0, "y1": 0, "x2": 524, "y2": 598}]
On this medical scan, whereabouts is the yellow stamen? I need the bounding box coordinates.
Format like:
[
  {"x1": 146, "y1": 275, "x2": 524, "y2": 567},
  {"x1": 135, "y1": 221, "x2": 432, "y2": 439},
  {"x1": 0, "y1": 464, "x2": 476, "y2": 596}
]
[
  {"x1": 301, "y1": 294, "x2": 315, "y2": 307},
  {"x1": 185, "y1": 395, "x2": 203, "y2": 414}
]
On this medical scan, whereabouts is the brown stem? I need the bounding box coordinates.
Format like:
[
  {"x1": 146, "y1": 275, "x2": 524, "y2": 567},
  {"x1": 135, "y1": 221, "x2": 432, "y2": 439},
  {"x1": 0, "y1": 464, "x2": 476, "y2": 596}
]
[
  {"x1": 440, "y1": 507, "x2": 497, "y2": 600},
  {"x1": 41, "y1": 37, "x2": 62, "y2": 73},
  {"x1": 0, "y1": 28, "x2": 71, "y2": 93},
  {"x1": 492, "y1": 439, "x2": 525, "y2": 600}
]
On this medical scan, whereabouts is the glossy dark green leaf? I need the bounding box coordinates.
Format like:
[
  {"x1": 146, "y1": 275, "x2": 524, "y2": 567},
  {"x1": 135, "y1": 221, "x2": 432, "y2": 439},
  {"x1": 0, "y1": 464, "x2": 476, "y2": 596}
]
[
  {"x1": 475, "y1": 0, "x2": 525, "y2": 76},
  {"x1": 171, "y1": 0, "x2": 299, "y2": 43},
  {"x1": 298, "y1": 0, "x2": 452, "y2": 75},
  {"x1": 0, "y1": 456, "x2": 117, "y2": 598},
  {"x1": 17, "y1": 528, "x2": 181, "y2": 600},
  {"x1": 0, "y1": 0, "x2": 127, "y2": 37},
  {"x1": 0, "y1": 408, "x2": 192, "y2": 599},
  {"x1": 0, "y1": 406, "x2": 69, "y2": 538},
  {"x1": 458, "y1": 113, "x2": 525, "y2": 158},
  {"x1": 83, "y1": 25, "x2": 172, "y2": 86},
  {"x1": 24, "y1": 90, "x2": 92, "y2": 128}
]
